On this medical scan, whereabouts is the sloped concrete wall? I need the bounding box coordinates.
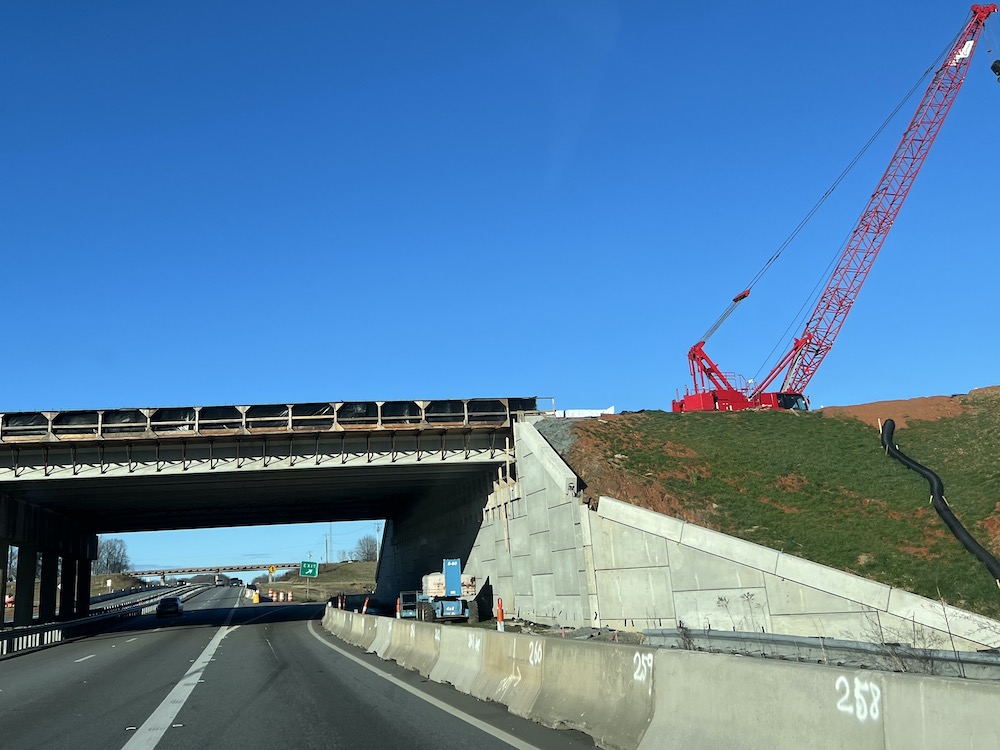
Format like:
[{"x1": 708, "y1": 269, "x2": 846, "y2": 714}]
[
  {"x1": 595, "y1": 496, "x2": 1000, "y2": 650},
  {"x1": 475, "y1": 420, "x2": 1000, "y2": 651}
]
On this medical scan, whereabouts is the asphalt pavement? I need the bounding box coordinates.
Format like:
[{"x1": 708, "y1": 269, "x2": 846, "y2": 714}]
[{"x1": 0, "y1": 587, "x2": 595, "y2": 749}]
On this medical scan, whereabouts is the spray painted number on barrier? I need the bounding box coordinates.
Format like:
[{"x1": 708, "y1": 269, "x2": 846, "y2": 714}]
[
  {"x1": 633, "y1": 652, "x2": 654, "y2": 683},
  {"x1": 835, "y1": 676, "x2": 882, "y2": 722},
  {"x1": 468, "y1": 633, "x2": 482, "y2": 653},
  {"x1": 528, "y1": 640, "x2": 543, "y2": 667}
]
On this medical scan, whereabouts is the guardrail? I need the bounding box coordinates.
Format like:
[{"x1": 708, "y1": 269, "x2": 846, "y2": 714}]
[
  {"x1": 0, "y1": 397, "x2": 548, "y2": 443},
  {"x1": 643, "y1": 627, "x2": 1000, "y2": 682},
  {"x1": 0, "y1": 584, "x2": 210, "y2": 659}
]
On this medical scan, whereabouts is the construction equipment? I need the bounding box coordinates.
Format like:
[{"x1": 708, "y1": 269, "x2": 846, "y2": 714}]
[
  {"x1": 399, "y1": 558, "x2": 479, "y2": 623},
  {"x1": 673, "y1": 4, "x2": 997, "y2": 413}
]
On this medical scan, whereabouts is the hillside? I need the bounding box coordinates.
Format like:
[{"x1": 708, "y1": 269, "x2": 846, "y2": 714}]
[
  {"x1": 536, "y1": 386, "x2": 1000, "y2": 619},
  {"x1": 254, "y1": 561, "x2": 376, "y2": 602}
]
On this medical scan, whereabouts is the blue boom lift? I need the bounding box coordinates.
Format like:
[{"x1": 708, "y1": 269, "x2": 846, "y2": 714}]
[{"x1": 399, "y1": 558, "x2": 479, "y2": 623}]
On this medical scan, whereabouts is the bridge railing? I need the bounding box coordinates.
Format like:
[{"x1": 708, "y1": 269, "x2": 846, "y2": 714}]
[{"x1": 0, "y1": 397, "x2": 550, "y2": 443}]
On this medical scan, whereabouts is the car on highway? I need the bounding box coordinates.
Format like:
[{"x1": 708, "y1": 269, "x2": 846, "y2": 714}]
[{"x1": 155, "y1": 596, "x2": 184, "y2": 618}]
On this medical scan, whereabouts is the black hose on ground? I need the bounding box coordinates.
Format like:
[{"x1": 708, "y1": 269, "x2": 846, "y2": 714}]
[{"x1": 880, "y1": 419, "x2": 1000, "y2": 587}]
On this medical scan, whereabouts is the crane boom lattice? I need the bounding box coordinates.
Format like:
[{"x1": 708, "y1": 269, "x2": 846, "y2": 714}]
[
  {"x1": 779, "y1": 3, "x2": 996, "y2": 395},
  {"x1": 672, "y1": 4, "x2": 996, "y2": 413}
]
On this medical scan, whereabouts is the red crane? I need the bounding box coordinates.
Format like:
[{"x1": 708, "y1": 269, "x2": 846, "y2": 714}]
[{"x1": 673, "y1": 3, "x2": 997, "y2": 413}]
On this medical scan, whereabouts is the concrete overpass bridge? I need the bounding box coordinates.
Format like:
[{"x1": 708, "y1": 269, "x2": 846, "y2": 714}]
[{"x1": 0, "y1": 396, "x2": 543, "y2": 627}]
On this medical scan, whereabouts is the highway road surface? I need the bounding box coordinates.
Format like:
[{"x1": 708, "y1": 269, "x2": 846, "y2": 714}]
[{"x1": 0, "y1": 586, "x2": 595, "y2": 749}]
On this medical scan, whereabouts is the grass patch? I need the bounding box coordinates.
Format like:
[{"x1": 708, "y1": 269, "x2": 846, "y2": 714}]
[
  {"x1": 256, "y1": 561, "x2": 376, "y2": 602},
  {"x1": 571, "y1": 392, "x2": 1000, "y2": 619}
]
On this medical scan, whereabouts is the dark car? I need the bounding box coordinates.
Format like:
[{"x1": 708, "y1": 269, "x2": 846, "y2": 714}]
[{"x1": 156, "y1": 596, "x2": 184, "y2": 617}]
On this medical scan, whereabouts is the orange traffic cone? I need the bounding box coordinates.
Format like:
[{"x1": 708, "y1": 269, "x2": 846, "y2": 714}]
[
  {"x1": 497, "y1": 598, "x2": 505, "y2": 633},
  {"x1": 362, "y1": 596, "x2": 369, "y2": 614},
  {"x1": 395, "y1": 597, "x2": 401, "y2": 619}
]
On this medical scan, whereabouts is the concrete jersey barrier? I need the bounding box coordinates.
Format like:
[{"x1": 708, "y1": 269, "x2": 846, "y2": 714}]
[
  {"x1": 637, "y1": 648, "x2": 1000, "y2": 750},
  {"x1": 320, "y1": 607, "x2": 1000, "y2": 750},
  {"x1": 322, "y1": 607, "x2": 651, "y2": 750},
  {"x1": 531, "y1": 637, "x2": 655, "y2": 750},
  {"x1": 429, "y1": 626, "x2": 485, "y2": 694}
]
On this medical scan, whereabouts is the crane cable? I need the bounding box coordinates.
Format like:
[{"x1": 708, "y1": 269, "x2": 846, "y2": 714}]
[
  {"x1": 698, "y1": 68, "x2": 933, "y2": 346},
  {"x1": 986, "y1": 12, "x2": 998, "y2": 53},
  {"x1": 985, "y1": 13, "x2": 1000, "y2": 69},
  {"x1": 742, "y1": 24, "x2": 969, "y2": 387}
]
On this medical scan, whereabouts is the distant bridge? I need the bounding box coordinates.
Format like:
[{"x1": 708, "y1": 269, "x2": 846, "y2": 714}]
[{"x1": 125, "y1": 563, "x2": 303, "y2": 578}]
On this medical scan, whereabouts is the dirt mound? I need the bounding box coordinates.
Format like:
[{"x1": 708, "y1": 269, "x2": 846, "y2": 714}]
[
  {"x1": 559, "y1": 413, "x2": 711, "y2": 526},
  {"x1": 819, "y1": 386, "x2": 1000, "y2": 428},
  {"x1": 550, "y1": 386, "x2": 998, "y2": 528},
  {"x1": 820, "y1": 394, "x2": 968, "y2": 428}
]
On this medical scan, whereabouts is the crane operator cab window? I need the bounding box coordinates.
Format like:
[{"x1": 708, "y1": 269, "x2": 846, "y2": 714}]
[{"x1": 777, "y1": 393, "x2": 809, "y2": 411}]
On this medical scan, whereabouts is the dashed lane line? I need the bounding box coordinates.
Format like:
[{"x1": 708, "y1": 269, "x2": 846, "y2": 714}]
[{"x1": 120, "y1": 602, "x2": 240, "y2": 750}]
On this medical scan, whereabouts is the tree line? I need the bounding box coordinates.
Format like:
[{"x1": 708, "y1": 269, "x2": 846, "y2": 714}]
[{"x1": 5, "y1": 537, "x2": 132, "y2": 580}]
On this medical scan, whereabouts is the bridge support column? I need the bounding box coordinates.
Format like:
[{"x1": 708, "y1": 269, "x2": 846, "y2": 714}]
[
  {"x1": 60, "y1": 557, "x2": 78, "y2": 620},
  {"x1": 14, "y1": 543, "x2": 37, "y2": 627},
  {"x1": 38, "y1": 551, "x2": 59, "y2": 621},
  {"x1": 75, "y1": 559, "x2": 92, "y2": 618},
  {"x1": 0, "y1": 540, "x2": 8, "y2": 629}
]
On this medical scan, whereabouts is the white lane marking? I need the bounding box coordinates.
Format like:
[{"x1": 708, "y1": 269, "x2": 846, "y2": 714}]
[
  {"x1": 126, "y1": 638, "x2": 138, "y2": 643},
  {"x1": 75, "y1": 654, "x2": 95, "y2": 663},
  {"x1": 306, "y1": 620, "x2": 542, "y2": 750},
  {"x1": 121, "y1": 603, "x2": 239, "y2": 750}
]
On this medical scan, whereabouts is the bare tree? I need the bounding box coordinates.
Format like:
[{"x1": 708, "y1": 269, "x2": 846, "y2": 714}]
[
  {"x1": 93, "y1": 538, "x2": 132, "y2": 575},
  {"x1": 352, "y1": 534, "x2": 378, "y2": 562}
]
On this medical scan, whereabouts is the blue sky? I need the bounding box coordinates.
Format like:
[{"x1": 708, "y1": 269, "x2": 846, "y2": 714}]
[{"x1": 3, "y1": 2, "x2": 999, "y2": 571}]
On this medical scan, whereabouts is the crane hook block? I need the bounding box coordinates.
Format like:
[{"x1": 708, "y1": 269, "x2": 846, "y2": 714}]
[{"x1": 992, "y1": 59, "x2": 1000, "y2": 81}]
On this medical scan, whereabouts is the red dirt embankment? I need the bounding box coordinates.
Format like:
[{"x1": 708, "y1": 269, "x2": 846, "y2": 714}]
[{"x1": 560, "y1": 387, "x2": 1000, "y2": 524}]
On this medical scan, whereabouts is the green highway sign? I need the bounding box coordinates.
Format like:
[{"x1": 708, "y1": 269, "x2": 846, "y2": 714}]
[{"x1": 300, "y1": 561, "x2": 319, "y2": 578}]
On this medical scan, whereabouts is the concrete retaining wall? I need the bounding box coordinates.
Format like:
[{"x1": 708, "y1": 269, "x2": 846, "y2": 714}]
[
  {"x1": 467, "y1": 421, "x2": 591, "y2": 627},
  {"x1": 467, "y1": 420, "x2": 1000, "y2": 652},
  {"x1": 320, "y1": 605, "x2": 1000, "y2": 750}
]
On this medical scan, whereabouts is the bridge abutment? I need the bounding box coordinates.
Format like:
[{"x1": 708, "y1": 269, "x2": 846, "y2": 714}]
[{"x1": 376, "y1": 472, "x2": 496, "y2": 605}]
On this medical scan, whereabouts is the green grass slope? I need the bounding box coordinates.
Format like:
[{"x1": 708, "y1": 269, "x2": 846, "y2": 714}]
[
  {"x1": 255, "y1": 561, "x2": 376, "y2": 602},
  {"x1": 560, "y1": 388, "x2": 1000, "y2": 619}
]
